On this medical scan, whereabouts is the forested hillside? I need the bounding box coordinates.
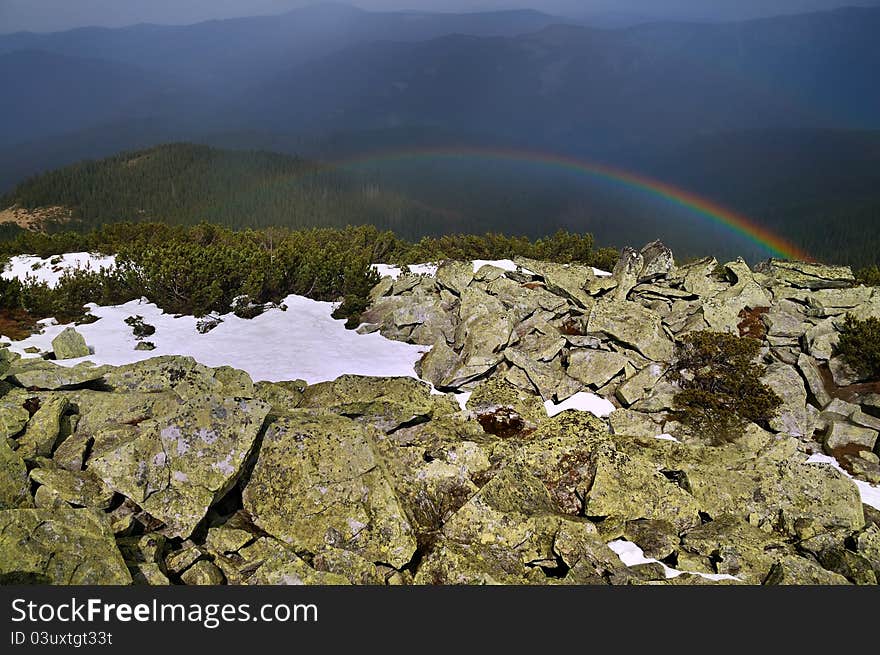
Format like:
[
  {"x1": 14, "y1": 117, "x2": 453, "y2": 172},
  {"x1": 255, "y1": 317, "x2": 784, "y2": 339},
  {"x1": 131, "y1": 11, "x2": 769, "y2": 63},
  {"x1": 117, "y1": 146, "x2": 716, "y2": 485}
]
[{"x1": 0, "y1": 144, "x2": 453, "y2": 237}]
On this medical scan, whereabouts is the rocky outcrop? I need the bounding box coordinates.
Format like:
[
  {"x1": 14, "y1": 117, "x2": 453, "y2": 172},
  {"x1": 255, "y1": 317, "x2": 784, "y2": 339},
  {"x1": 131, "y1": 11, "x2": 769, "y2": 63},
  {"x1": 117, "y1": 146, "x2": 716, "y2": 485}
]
[{"x1": 0, "y1": 242, "x2": 878, "y2": 586}]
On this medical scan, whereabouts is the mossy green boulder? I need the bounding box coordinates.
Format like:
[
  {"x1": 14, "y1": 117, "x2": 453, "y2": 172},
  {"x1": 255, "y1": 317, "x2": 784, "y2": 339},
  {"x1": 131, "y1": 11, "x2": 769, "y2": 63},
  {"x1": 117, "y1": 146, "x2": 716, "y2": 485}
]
[
  {"x1": 0, "y1": 508, "x2": 131, "y2": 584},
  {"x1": 51, "y1": 327, "x2": 90, "y2": 360},
  {"x1": 89, "y1": 396, "x2": 270, "y2": 538},
  {"x1": 243, "y1": 410, "x2": 417, "y2": 568}
]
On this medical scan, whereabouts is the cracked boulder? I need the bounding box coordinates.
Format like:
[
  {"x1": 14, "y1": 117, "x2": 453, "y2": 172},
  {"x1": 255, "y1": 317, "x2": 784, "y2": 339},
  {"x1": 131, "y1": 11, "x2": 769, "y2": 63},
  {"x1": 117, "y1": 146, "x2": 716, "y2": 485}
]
[
  {"x1": 242, "y1": 410, "x2": 417, "y2": 569},
  {"x1": 756, "y1": 260, "x2": 856, "y2": 290},
  {"x1": 88, "y1": 396, "x2": 270, "y2": 538},
  {"x1": 300, "y1": 375, "x2": 438, "y2": 432},
  {"x1": 587, "y1": 301, "x2": 674, "y2": 362},
  {"x1": 5, "y1": 359, "x2": 110, "y2": 391},
  {"x1": 416, "y1": 464, "x2": 632, "y2": 585},
  {"x1": 101, "y1": 355, "x2": 224, "y2": 398},
  {"x1": 0, "y1": 440, "x2": 32, "y2": 509}
]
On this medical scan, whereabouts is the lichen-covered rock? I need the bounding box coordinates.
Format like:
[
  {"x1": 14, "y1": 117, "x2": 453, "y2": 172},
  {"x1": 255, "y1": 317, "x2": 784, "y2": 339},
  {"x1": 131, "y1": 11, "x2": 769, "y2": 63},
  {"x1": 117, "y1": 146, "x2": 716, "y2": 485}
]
[
  {"x1": 165, "y1": 542, "x2": 204, "y2": 574},
  {"x1": 300, "y1": 375, "x2": 437, "y2": 432},
  {"x1": 212, "y1": 365, "x2": 254, "y2": 398},
  {"x1": 515, "y1": 258, "x2": 597, "y2": 309},
  {"x1": 253, "y1": 380, "x2": 304, "y2": 415},
  {"x1": 117, "y1": 533, "x2": 167, "y2": 566},
  {"x1": 229, "y1": 537, "x2": 351, "y2": 585},
  {"x1": 797, "y1": 353, "x2": 832, "y2": 409},
  {"x1": 825, "y1": 421, "x2": 878, "y2": 452},
  {"x1": 51, "y1": 327, "x2": 90, "y2": 360},
  {"x1": 756, "y1": 260, "x2": 856, "y2": 290},
  {"x1": 616, "y1": 362, "x2": 667, "y2": 407},
  {"x1": 587, "y1": 301, "x2": 674, "y2": 362},
  {"x1": 632, "y1": 437, "x2": 865, "y2": 538},
  {"x1": 131, "y1": 563, "x2": 171, "y2": 585},
  {"x1": 29, "y1": 466, "x2": 115, "y2": 509},
  {"x1": 0, "y1": 346, "x2": 20, "y2": 377},
  {"x1": 680, "y1": 514, "x2": 785, "y2": 583},
  {"x1": 61, "y1": 390, "x2": 182, "y2": 443},
  {"x1": 828, "y1": 356, "x2": 865, "y2": 387},
  {"x1": 623, "y1": 519, "x2": 679, "y2": 560},
  {"x1": 0, "y1": 508, "x2": 131, "y2": 584},
  {"x1": 416, "y1": 338, "x2": 467, "y2": 389},
  {"x1": 807, "y1": 287, "x2": 874, "y2": 316},
  {"x1": 0, "y1": 440, "x2": 32, "y2": 509},
  {"x1": 180, "y1": 559, "x2": 226, "y2": 585},
  {"x1": 466, "y1": 376, "x2": 547, "y2": 430},
  {"x1": 611, "y1": 248, "x2": 643, "y2": 301},
  {"x1": 242, "y1": 411, "x2": 416, "y2": 568},
  {"x1": 435, "y1": 260, "x2": 473, "y2": 296},
  {"x1": 567, "y1": 349, "x2": 628, "y2": 388},
  {"x1": 0, "y1": 395, "x2": 30, "y2": 439},
  {"x1": 33, "y1": 484, "x2": 67, "y2": 508},
  {"x1": 487, "y1": 276, "x2": 567, "y2": 320},
  {"x1": 89, "y1": 396, "x2": 270, "y2": 538},
  {"x1": 583, "y1": 446, "x2": 702, "y2": 532},
  {"x1": 818, "y1": 547, "x2": 877, "y2": 585},
  {"x1": 455, "y1": 287, "x2": 512, "y2": 362},
  {"x1": 511, "y1": 412, "x2": 610, "y2": 516},
  {"x1": 761, "y1": 362, "x2": 813, "y2": 437},
  {"x1": 17, "y1": 396, "x2": 69, "y2": 459},
  {"x1": 430, "y1": 464, "x2": 618, "y2": 584},
  {"x1": 762, "y1": 557, "x2": 850, "y2": 585},
  {"x1": 638, "y1": 240, "x2": 675, "y2": 282},
  {"x1": 504, "y1": 348, "x2": 581, "y2": 402},
  {"x1": 5, "y1": 360, "x2": 110, "y2": 390},
  {"x1": 856, "y1": 524, "x2": 880, "y2": 579},
  {"x1": 101, "y1": 355, "x2": 222, "y2": 398}
]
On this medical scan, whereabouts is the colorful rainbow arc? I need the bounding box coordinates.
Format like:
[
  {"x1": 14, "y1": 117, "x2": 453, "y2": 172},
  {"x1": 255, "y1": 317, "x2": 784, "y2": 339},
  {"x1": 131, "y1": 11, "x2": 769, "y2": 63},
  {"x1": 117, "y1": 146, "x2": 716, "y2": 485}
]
[{"x1": 332, "y1": 146, "x2": 812, "y2": 262}]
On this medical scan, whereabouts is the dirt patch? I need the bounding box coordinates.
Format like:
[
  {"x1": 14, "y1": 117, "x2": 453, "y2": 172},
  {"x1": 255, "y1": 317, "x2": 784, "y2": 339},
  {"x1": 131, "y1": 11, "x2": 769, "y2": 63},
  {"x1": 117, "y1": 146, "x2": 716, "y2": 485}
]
[
  {"x1": 0, "y1": 308, "x2": 40, "y2": 341},
  {"x1": 738, "y1": 306, "x2": 769, "y2": 340},
  {"x1": 476, "y1": 407, "x2": 527, "y2": 439},
  {"x1": 560, "y1": 318, "x2": 586, "y2": 336}
]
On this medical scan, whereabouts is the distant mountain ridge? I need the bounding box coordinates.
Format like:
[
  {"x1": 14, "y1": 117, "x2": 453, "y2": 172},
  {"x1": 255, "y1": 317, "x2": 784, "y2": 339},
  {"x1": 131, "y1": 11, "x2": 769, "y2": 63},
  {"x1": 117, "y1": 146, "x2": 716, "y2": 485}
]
[
  {"x1": 1, "y1": 4, "x2": 877, "y2": 155},
  {"x1": 1, "y1": 4, "x2": 879, "y2": 266}
]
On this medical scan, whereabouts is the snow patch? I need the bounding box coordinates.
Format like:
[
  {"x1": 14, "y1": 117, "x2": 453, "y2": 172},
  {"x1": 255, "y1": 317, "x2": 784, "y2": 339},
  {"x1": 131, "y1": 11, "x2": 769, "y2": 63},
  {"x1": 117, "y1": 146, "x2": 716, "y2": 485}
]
[
  {"x1": 454, "y1": 391, "x2": 472, "y2": 412},
  {"x1": 2, "y1": 252, "x2": 117, "y2": 288},
  {"x1": 544, "y1": 392, "x2": 615, "y2": 418},
  {"x1": 805, "y1": 453, "x2": 880, "y2": 510},
  {"x1": 607, "y1": 539, "x2": 739, "y2": 582},
  {"x1": 371, "y1": 263, "x2": 438, "y2": 280},
  {"x1": 2, "y1": 294, "x2": 428, "y2": 385}
]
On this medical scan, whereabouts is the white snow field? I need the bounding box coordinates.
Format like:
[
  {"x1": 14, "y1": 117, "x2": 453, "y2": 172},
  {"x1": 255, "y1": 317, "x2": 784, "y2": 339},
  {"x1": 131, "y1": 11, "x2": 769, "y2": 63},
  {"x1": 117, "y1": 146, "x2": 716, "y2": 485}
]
[
  {"x1": 606, "y1": 539, "x2": 740, "y2": 582},
  {"x1": 3, "y1": 295, "x2": 429, "y2": 385},
  {"x1": 2, "y1": 252, "x2": 117, "y2": 287}
]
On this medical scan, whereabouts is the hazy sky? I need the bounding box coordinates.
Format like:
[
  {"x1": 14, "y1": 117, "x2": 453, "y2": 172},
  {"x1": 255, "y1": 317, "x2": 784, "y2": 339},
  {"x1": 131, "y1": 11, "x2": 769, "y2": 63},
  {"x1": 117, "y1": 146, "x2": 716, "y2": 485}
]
[{"x1": 1, "y1": 0, "x2": 877, "y2": 33}]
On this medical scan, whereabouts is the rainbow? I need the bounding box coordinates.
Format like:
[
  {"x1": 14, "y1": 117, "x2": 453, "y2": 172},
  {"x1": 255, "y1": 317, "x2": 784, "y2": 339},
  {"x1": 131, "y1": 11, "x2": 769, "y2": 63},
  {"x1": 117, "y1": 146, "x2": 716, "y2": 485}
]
[{"x1": 331, "y1": 146, "x2": 812, "y2": 261}]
